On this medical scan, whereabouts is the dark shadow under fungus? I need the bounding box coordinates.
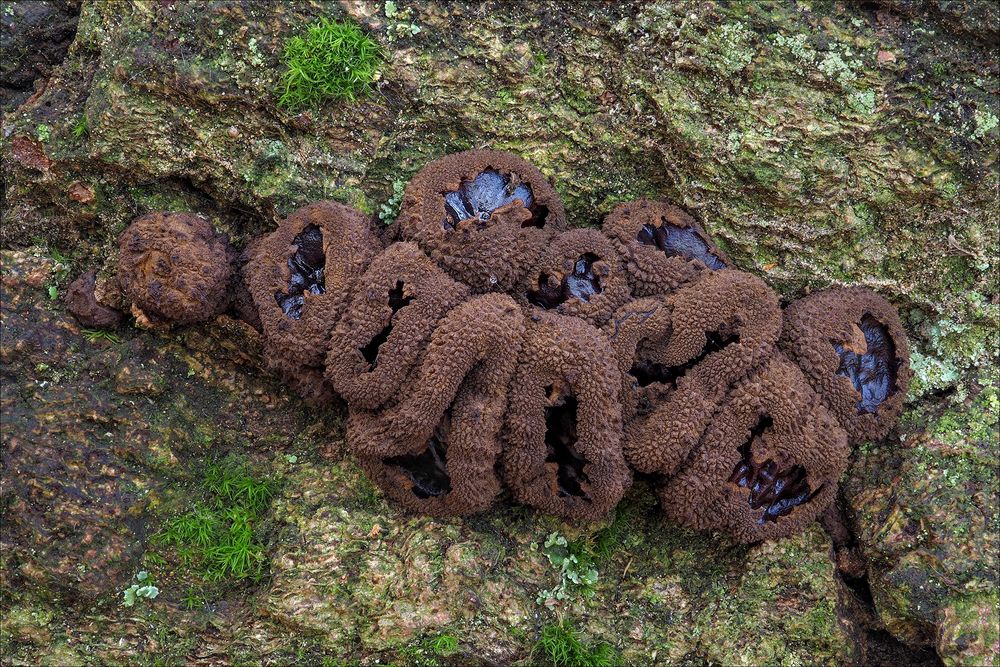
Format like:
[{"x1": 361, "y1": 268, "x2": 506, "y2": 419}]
[
  {"x1": 384, "y1": 426, "x2": 452, "y2": 499},
  {"x1": 275, "y1": 224, "x2": 326, "y2": 320}
]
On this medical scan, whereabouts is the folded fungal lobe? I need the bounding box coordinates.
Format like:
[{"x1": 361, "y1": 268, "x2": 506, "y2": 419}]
[
  {"x1": 520, "y1": 228, "x2": 631, "y2": 328},
  {"x1": 245, "y1": 201, "x2": 381, "y2": 402},
  {"x1": 780, "y1": 287, "x2": 911, "y2": 444},
  {"x1": 603, "y1": 295, "x2": 673, "y2": 426},
  {"x1": 397, "y1": 149, "x2": 567, "y2": 292},
  {"x1": 117, "y1": 212, "x2": 232, "y2": 326},
  {"x1": 601, "y1": 199, "x2": 729, "y2": 298},
  {"x1": 617, "y1": 270, "x2": 782, "y2": 475},
  {"x1": 352, "y1": 294, "x2": 524, "y2": 515},
  {"x1": 501, "y1": 310, "x2": 629, "y2": 520},
  {"x1": 658, "y1": 355, "x2": 849, "y2": 542},
  {"x1": 325, "y1": 242, "x2": 471, "y2": 411}
]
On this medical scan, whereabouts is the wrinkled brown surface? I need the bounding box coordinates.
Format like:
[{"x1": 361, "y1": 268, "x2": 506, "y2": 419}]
[
  {"x1": 603, "y1": 295, "x2": 674, "y2": 427},
  {"x1": 117, "y1": 212, "x2": 232, "y2": 326},
  {"x1": 245, "y1": 201, "x2": 381, "y2": 404},
  {"x1": 230, "y1": 235, "x2": 264, "y2": 332},
  {"x1": 658, "y1": 355, "x2": 848, "y2": 542},
  {"x1": 520, "y1": 228, "x2": 631, "y2": 327},
  {"x1": 65, "y1": 268, "x2": 121, "y2": 329},
  {"x1": 325, "y1": 242, "x2": 470, "y2": 411},
  {"x1": 501, "y1": 310, "x2": 629, "y2": 520},
  {"x1": 602, "y1": 199, "x2": 729, "y2": 297},
  {"x1": 105, "y1": 156, "x2": 909, "y2": 540},
  {"x1": 620, "y1": 270, "x2": 782, "y2": 475},
  {"x1": 351, "y1": 294, "x2": 524, "y2": 515},
  {"x1": 780, "y1": 287, "x2": 911, "y2": 444},
  {"x1": 397, "y1": 150, "x2": 566, "y2": 292}
]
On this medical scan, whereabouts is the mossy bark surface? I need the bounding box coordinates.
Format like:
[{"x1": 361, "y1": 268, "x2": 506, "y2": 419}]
[{"x1": 2, "y1": 1, "x2": 997, "y2": 664}]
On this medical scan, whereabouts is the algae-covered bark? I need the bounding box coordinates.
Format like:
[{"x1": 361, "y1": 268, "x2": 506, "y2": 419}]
[{"x1": 2, "y1": 0, "x2": 998, "y2": 664}]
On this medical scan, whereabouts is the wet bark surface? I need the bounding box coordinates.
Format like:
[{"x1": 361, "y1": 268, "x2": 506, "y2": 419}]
[{"x1": 1, "y1": 1, "x2": 997, "y2": 665}]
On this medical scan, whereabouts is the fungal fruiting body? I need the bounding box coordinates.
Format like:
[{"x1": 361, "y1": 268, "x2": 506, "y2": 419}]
[
  {"x1": 117, "y1": 212, "x2": 232, "y2": 327},
  {"x1": 779, "y1": 287, "x2": 911, "y2": 444},
  {"x1": 520, "y1": 228, "x2": 631, "y2": 328},
  {"x1": 602, "y1": 199, "x2": 729, "y2": 297},
  {"x1": 397, "y1": 149, "x2": 567, "y2": 292},
  {"x1": 324, "y1": 242, "x2": 470, "y2": 411},
  {"x1": 244, "y1": 201, "x2": 381, "y2": 403},
  {"x1": 501, "y1": 310, "x2": 630, "y2": 520},
  {"x1": 105, "y1": 150, "x2": 909, "y2": 542},
  {"x1": 351, "y1": 294, "x2": 524, "y2": 515},
  {"x1": 620, "y1": 269, "x2": 782, "y2": 476},
  {"x1": 658, "y1": 356, "x2": 848, "y2": 541}
]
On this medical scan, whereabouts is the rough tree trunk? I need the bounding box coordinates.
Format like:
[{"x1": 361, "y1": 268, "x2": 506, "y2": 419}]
[{"x1": 1, "y1": 1, "x2": 996, "y2": 665}]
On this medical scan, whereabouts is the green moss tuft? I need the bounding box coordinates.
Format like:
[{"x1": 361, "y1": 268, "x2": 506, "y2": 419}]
[
  {"x1": 535, "y1": 621, "x2": 619, "y2": 667},
  {"x1": 153, "y1": 456, "x2": 276, "y2": 581},
  {"x1": 278, "y1": 17, "x2": 382, "y2": 111}
]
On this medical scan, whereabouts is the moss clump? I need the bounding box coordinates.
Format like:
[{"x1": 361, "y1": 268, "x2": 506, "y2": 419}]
[
  {"x1": 278, "y1": 17, "x2": 382, "y2": 111},
  {"x1": 153, "y1": 457, "x2": 276, "y2": 581},
  {"x1": 535, "y1": 621, "x2": 619, "y2": 667}
]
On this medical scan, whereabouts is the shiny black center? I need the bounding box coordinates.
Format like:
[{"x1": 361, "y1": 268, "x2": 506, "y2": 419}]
[
  {"x1": 834, "y1": 314, "x2": 899, "y2": 415},
  {"x1": 636, "y1": 221, "x2": 726, "y2": 269},
  {"x1": 728, "y1": 415, "x2": 821, "y2": 524},
  {"x1": 527, "y1": 254, "x2": 603, "y2": 309},
  {"x1": 443, "y1": 169, "x2": 546, "y2": 230},
  {"x1": 275, "y1": 224, "x2": 325, "y2": 319}
]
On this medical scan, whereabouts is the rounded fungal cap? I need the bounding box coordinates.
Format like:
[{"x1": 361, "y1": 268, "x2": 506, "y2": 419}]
[
  {"x1": 325, "y1": 242, "x2": 471, "y2": 411},
  {"x1": 601, "y1": 199, "x2": 729, "y2": 297},
  {"x1": 397, "y1": 149, "x2": 567, "y2": 292},
  {"x1": 780, "y1": 287, "x2": 911, "y2": 444},
  {"x1": 658, "y1": 355, "x2": 849, "y2": 542},
  {"x1": 245, "y1": 201, "x2": 381, "y2": 399},
  {"x1": 350, "y1": 294, "x2": 524, "y2": 515},
  {"x1": 65, "y1": 269, "x2": 122, "y2": 329},
  {"x1": 117, "y1": 212, "x2": 232, "y2": 327},
  {"x1": 518, "y1": 228, "x2": 632, "y2": 327},
  {"x1": 501, "y1": 310, "x2": 630, "y2": 521}
]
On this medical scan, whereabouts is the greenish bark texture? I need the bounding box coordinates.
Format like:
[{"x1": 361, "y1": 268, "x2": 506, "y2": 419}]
[{"x1": 1, "y1": 1, "x2": 997, "y2": 665}]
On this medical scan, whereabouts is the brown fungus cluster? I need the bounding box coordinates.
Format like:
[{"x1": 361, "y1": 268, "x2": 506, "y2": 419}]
[
  {"x1": 100, "y1": 150, "x2": 911, "y2": 542},
  {"x1": 117, "y1": 212, "x2": 233, "y2": 327},
  {"x1": 244, "y1": 201, "x2": 382, "y2": 402},
  {"x1": 396, "y1": 150, "x2": 567, "y2": 292}
]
